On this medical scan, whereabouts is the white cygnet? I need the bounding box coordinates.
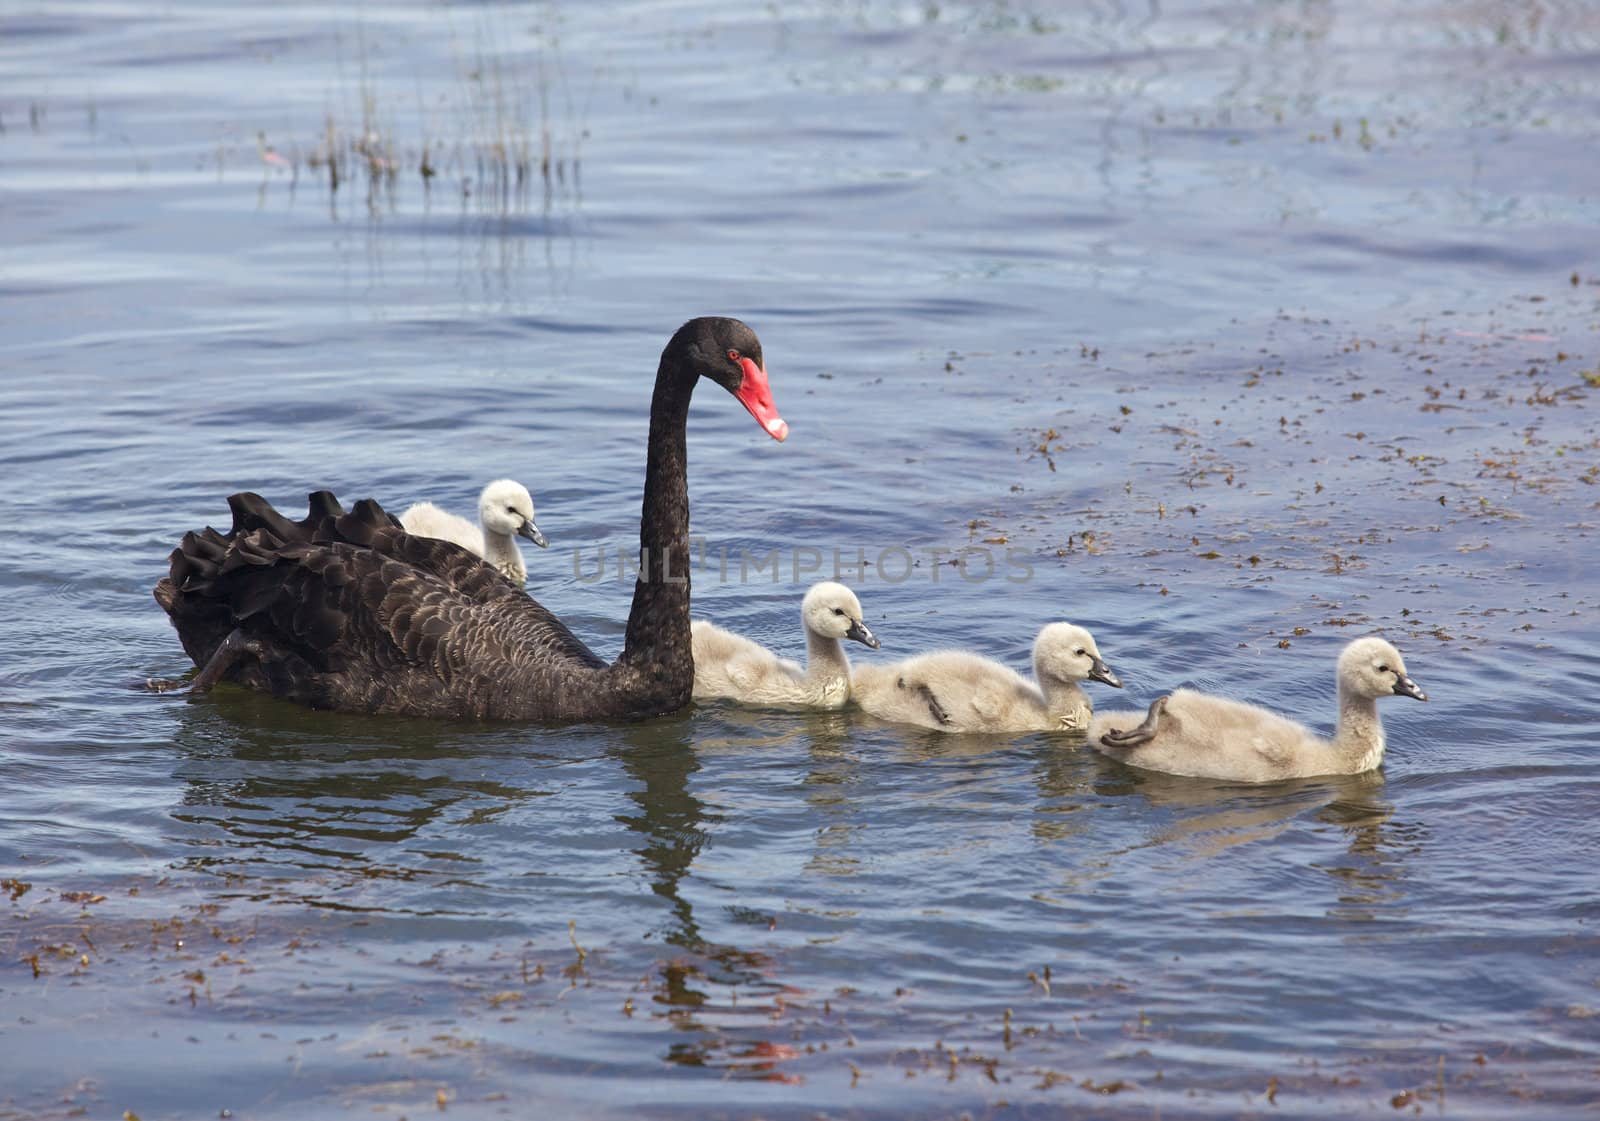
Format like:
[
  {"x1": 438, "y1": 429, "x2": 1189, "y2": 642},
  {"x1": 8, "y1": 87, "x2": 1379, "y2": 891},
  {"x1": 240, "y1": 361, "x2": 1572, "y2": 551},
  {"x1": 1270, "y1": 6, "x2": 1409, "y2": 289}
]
[
  {"x1": 398, "y1": 478, "x2": 547, "y2": 583},
  {"x1": 691, "y1": 582, "x2": 879, "y2": 710},
  {"x1": 1089, "y1": 636, "x2": 1427, "y2": 782},
  {"x1": 851, "y1": 621, "x2": 1121, "y2": 733}
]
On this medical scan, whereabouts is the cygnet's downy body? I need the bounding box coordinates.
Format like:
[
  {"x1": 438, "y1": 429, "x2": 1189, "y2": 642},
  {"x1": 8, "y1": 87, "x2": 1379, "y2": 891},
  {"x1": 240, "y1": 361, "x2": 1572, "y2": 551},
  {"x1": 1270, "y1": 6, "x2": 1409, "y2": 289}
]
[
  {"x1": 1089, "y1": 636, "x2": 1427, "y2": 782},
  {"x1": 851, "y1": 622, "x2": 1121, "y2": 733},
  {"x1": 398, "y1": 479, "x2": 547, "y2": 584},
  {"x1": 691, "y1": 582, "x2": 879, "y2": 710}
]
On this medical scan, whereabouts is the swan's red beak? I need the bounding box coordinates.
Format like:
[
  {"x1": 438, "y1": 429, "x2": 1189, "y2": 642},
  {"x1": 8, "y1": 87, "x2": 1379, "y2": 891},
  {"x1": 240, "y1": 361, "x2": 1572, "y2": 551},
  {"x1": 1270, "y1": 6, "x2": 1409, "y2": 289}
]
[{"x1": 734, "y1": 357, "x2": 788, "y2": 442}]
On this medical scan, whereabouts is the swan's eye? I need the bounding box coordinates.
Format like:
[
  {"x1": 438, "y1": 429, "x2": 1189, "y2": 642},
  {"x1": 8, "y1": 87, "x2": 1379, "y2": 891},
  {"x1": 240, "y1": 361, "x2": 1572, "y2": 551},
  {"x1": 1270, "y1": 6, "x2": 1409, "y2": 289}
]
[{"x1": 727, "y1": 348, "x2": 741, "y2": 362}]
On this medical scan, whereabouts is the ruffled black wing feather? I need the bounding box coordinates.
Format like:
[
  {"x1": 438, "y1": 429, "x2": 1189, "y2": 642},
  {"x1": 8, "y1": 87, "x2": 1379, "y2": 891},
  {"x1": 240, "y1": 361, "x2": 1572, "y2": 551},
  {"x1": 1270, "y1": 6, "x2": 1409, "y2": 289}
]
[{"x1": 155, "y1": 492, "x2": 609, "y2": 720}]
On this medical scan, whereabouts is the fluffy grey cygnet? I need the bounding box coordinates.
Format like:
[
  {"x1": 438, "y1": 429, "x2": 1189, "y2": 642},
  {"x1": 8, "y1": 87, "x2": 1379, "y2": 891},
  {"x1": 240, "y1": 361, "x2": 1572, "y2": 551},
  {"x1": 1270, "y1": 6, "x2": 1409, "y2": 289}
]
[
  {"x1": 851, "y1": 622, "x2": 1121, "y2": 733},
  {"x1": 691, "y1": 582, "x2": 879, "y2": 709},
  {"x1": 399, "y1": 478, "x2": 547, "y2": 583},
  {"x1": 1089, "y1": 636, "x2": 1427, "y2": 782}
]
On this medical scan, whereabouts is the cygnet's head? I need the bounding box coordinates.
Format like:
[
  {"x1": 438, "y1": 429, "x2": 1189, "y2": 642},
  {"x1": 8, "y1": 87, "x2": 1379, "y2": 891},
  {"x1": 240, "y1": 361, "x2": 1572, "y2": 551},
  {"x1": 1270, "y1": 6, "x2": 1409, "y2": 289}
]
[
  {"x1": 1338, "y1": 637, "x2": 1426, "y2": 701},
  {"x1": 1033, "y1": 622, "x2": 1122, "y2": 688},
  {"x1": 800, "y1": 581, "x2": 878, "y2": 648},
  {"x1": 478, "y1": 479, "x2": 547, "y2": 547}
]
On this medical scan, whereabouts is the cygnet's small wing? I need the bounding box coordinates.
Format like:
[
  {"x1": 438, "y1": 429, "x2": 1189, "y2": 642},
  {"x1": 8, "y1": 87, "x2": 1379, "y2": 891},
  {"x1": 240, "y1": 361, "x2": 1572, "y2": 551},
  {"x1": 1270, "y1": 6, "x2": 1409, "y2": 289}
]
[{"x1": 400, "y1": 502, "x2": 486, "y2": 555}]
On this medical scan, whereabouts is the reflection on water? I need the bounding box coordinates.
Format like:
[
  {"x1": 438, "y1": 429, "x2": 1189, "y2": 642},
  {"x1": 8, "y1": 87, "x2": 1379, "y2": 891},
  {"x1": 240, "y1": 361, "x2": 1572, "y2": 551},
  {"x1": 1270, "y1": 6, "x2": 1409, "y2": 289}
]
[
  {"x1": 608, "y1": 718, "x2": 814, "y2": 1083},
  {"x1": 165, "y1": 693, "x2": 552, "y2": 913},
  {"x1": 1110, "y1": 768, "x2": 1394, "y2": 857},
  {"x1": 611, "y1": 717, "x2": 716, "y2": 949},
  {"x1": 1093, "y1": 766, "x2": 1420, "y2": 926},
  {"x1": 801, "y1": 717, "x2": 868, "y2": 881}
]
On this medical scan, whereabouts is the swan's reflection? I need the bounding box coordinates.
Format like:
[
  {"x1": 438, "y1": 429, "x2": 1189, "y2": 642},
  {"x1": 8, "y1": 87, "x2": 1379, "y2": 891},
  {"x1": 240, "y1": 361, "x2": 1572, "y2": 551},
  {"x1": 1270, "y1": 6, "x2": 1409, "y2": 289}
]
[
  {"x1": 797, "y1": 709, "x2": 866, "y2": 878},
  {"x1": 684, "y1": 704, "x2": 868, "y2": 878},
  {"x1": 1088, "y1": 761, "x2": 1416, "y2": 923},
  {"x1": 1027, "y1": 734, "x2": 1102, "y2": 843},
  {"x1": 609, "y1": 714, "x2": 716, "y2": 951},
  {"x1": 611, "y1": 712, "x2": 807, "y2": 1082},
  {"x1": 1094, "y1": 768, "x2": 1393, "y2": 855},
  {"x1": 164, "y1": 689, "x2": 549, "y2": 910},
  {"x1": 1311, "y1": 773, "x2": 1424, "y2": 924}
]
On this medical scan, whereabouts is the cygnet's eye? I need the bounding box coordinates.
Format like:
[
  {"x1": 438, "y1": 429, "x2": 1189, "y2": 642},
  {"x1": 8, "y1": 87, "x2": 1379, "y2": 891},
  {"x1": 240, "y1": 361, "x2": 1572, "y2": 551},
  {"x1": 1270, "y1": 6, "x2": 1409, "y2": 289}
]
[
  {"x1": 1074, "y1": 648, "x2": 1086, "y2": 656},
  {"x1": 833, "y1": 607, "x2": 845, "y2": 616},
  {"x1": 1377, "y1": 663, "x2": 1390, "y2": 673}
]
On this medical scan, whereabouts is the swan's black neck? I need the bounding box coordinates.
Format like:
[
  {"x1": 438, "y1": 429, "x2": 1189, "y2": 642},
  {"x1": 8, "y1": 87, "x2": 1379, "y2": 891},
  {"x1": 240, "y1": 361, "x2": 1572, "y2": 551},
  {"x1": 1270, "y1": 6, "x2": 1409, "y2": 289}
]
[{"x1": 617, "y1": 355, "x2": 695, "y2": 699}]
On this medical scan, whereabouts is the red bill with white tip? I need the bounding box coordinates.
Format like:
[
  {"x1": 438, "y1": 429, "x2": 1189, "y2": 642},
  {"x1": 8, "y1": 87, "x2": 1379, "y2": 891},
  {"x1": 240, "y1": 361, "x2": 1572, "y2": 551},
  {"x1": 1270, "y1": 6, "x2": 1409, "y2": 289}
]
[{"x1": 733, "y1": 357, "x2": 788, "y2": 442}]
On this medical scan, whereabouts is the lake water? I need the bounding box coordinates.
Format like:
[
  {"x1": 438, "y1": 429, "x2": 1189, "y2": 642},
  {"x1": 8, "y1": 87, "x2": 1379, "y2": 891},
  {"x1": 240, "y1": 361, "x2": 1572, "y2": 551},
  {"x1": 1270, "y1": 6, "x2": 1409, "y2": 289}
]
[{"x1": 3, "y1": 1, "x2": 1598, "y2": 1117}]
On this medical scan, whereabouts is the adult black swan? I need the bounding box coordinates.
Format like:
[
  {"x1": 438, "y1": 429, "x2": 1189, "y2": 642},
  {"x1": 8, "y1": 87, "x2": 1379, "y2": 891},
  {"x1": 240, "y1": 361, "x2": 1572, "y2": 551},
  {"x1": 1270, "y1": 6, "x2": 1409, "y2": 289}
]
[{"x1": 153, "y1": 317, "x2": 787, "y2": 722}]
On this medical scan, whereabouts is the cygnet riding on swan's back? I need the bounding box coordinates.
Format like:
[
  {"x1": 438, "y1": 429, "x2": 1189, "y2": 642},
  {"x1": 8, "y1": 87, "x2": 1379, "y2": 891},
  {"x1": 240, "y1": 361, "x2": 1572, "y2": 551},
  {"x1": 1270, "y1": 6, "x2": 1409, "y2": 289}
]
[
  {"x1": 152, "y1": 317, "x2": 787, "y2": 723},
  {"x1": 399, "y1": 479, "x2": 547, "y2": 584},
  {"x1": 691, "y1": 581, "x2": 879, "y2": 710},
  {"x1": 851, "y1": 622, "x2": 1121, "y2": 733},
  {"x1": 1089, "y1": 636, "x2": 1426, "y2": 782}
]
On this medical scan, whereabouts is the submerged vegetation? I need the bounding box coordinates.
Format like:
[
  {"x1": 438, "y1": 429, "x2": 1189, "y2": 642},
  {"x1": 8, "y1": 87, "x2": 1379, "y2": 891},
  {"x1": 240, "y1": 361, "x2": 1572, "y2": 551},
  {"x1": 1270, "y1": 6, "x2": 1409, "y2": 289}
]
[
  {"x1": 988, "y1": 275, "x2": 1600, "y2": 652},
  {"x1": 253, "y1": 21, "x2": 585, "y2": 219},
  {"x1": 6, "y1": 9, "x2": 587, "y2": 220}
]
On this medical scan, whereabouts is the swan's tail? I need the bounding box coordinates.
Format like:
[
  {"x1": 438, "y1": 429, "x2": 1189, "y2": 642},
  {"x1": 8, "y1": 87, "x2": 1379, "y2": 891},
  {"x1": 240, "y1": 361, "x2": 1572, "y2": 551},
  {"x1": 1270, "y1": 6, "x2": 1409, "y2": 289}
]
[
  {"x1": 153, "y1": 492, "x2": 384, "y2": 676},
  {"x1": 154, "y1": 491, "x2": 542, "y2": 678}
]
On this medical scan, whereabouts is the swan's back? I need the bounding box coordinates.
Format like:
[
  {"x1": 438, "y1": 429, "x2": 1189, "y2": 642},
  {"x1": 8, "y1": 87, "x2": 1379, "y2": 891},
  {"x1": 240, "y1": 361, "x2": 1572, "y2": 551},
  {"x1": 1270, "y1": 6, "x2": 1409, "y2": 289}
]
[
  {"x1": 154, "y1": 492, "x2": 618, "y2": 721},
  {"x1": 910, "y1": 651, "x2": 1047, "y2": 732},
  {"x1": 689, "y1": 619, "x2": 809, "y2": 705},
  {"x1": 1091, "y1": 688, "x2": 1323, "y2": 781},
  {"x1": 1091, "y1": 637, "x2": 1425, "y2": 782},
  {"x1": 854, "y1": 650, "x2": 1044, "y2": 732}
]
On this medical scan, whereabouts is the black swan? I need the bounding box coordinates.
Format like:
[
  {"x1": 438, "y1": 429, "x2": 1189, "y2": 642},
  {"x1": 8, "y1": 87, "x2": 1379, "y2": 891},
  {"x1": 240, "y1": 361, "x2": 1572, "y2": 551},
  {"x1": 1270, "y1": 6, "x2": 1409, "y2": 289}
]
[{"x1": 153, "y1": 317, "x2": 787, "y2": 722}]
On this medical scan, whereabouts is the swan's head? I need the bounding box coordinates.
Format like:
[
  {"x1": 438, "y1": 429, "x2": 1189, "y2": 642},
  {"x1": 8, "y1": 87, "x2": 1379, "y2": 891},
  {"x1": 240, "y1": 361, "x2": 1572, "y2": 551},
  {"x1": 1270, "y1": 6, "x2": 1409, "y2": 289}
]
[
  {"x1": 801, "y1": 581, "x2": 877, "y2": 648},
  {"x1": 1339, "y1": 637, "x2": 1426, "y2": 701},
  {"x1": 1033, "y1": 622, "x2": 1122, "y2": 688},
  {"x1": 671, "y1": 317, "x2": 788, "y2": 442},
  {"x1": 478, "y1": 479, "x2": 547, "y2": 548}
]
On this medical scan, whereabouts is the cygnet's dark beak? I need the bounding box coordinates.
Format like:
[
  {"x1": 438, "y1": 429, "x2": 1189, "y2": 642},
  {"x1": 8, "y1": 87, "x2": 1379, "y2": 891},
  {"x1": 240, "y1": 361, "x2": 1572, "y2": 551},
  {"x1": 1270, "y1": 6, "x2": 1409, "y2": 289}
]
[
  {"x1": 518, "y1": 519, "x2": 549, "y2": 549},
  {"x1": 1089, "y1": 656, "x2": 1123, "y2": 689},
  {"x1": 846, "y1": 619, "x2": 879, "y2": 649},
  {"x1": 1393, "y1": 673, "x2": 1427, "y2": 701}
]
